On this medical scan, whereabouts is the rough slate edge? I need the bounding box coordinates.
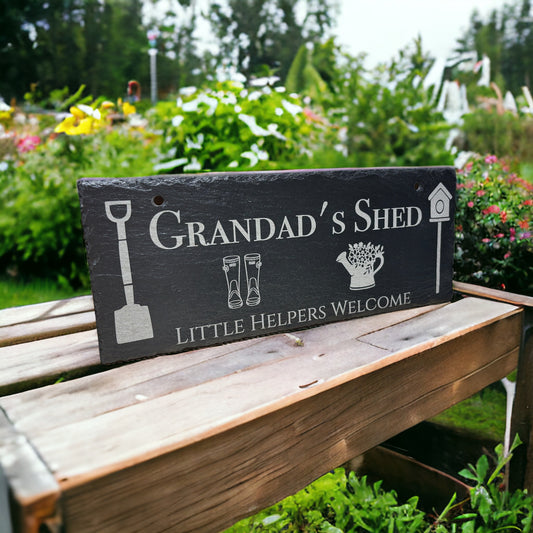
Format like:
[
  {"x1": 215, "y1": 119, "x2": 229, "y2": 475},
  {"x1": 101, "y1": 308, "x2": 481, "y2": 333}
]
[{"x1": 77, "y1": 166, "x2": 456, "y2": 364}]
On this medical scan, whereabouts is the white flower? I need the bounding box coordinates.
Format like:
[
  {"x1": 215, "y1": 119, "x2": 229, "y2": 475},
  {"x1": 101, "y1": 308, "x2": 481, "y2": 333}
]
[
  {"x1": 184, "y1": 157, "x2": 201, "y2": 171},
  {"x1": 0, "y1": 161, "x2": 8, "y2": 172},
  {"x1": 238, "y1": 114, "x2": 270, "y2": 136},
  {"x1": 182, "y1": 94, "x2": 218, "y2": 116},
  {"x1": 241, "y1": 150, "x2": 258, "y2": 167},
  {"x1": 266, "y1": 123, "x2": 286, "y2": 140},
  {"x1": 172, "y1": 115, "x2": 184, "y2": 128},
  {"x1": 228, "y1": 161, "x2": 239, "y2": 168},
  {"x1": 186, "y1": 133, "x2": 204, "y2": 150},
  {"x1": 0, "y1": 100, "x2": 11, "y2": 112},
  {"x1": 179, "y1": 86, "x2": 197, "y2": 97},
  {"x1": 282, "y1": 99, "x2": 302, "y2": 116},
  {"x1": 251, "y1": 143, "x2": 268, "y2": 161},
  {"x1": 250, "y1": 76, "x2": 280, "y2": 87},
  {"x1": 153, "y1": 158, "x2": 188, "y2": 171},
  {"x1": 247, "y1": 91, "x2": 262, "y2": 101},
  {"x1": 77, "y1": 104, "x2": 101, "y2": 119},
  {"x1": 275, "y1": 107, "x2": 283, "y2": 116}
]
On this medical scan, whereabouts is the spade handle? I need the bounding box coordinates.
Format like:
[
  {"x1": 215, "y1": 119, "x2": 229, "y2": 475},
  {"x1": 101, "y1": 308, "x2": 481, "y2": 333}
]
[
  {"x1": 105, "y1": 200, "x2": 134, "y2": 301},
  {"x1": 105, "y1": 200, "x2": 132, "y2": 240}
]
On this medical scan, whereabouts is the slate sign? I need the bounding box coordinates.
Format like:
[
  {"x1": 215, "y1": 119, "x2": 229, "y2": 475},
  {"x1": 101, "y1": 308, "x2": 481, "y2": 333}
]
[{"x1": 77, "y1": 167, "x2": 456, "y2": 364}]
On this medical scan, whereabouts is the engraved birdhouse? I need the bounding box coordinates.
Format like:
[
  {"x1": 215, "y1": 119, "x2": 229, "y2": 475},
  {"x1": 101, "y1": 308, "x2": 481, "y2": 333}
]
[{"x1": 428, "y1": 183, "x2": 452, "y2": 222}]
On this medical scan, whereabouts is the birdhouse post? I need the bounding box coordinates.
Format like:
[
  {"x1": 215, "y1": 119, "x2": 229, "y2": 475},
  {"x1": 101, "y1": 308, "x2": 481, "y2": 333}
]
[{"x1": 428, "y1": 183, "x2": 453, "y2": 294}]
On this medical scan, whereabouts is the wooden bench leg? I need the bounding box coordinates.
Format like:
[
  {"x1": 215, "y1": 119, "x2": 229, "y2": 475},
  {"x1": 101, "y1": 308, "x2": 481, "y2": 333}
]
[{"x1": 509, "y1": 307, "x2": 533, "y2": 492}]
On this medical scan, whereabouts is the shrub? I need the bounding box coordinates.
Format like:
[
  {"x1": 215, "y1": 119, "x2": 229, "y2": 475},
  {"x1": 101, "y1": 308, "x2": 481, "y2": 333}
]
[
  {"x1": 225, "y1": 438, "x2": 533, "y2": 533},
  {"x1": 461, "y1": 109, "x2": 533, "y2": 164},
  {"x1": 0, "y1": 106, "x2": 158, "y2": 288},
  {"x1": 148, "y1": 80, "x2": 328, "y2": 173},
  {"x1": 454, "y1": 154, "x2": 532, "y2": 295}
]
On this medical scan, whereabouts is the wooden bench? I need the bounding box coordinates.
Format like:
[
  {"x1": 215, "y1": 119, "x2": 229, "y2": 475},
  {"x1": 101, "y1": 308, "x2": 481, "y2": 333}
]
[{"x1": 1, "y1": 281, "x2": 532, "y2": 533}]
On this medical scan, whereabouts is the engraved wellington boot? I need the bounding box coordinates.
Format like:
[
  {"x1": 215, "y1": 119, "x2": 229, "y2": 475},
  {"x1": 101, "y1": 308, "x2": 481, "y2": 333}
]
[
  {"x1": 223, "y1": 255, "x2": 243, "y2": 309},
  {"x1": 244, "y1": 253, "x2": 261, "y2": 306}
]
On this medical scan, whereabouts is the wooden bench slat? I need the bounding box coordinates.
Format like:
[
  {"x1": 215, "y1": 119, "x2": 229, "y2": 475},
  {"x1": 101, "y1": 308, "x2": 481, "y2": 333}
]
[
  {"x1": 1, "y1": 300, "x2": 521, "y2": 483},
  {"x1": 1, "y1": 304, "x2": 446, "y2": 431},
  {"x1": 0, "y1": 295, "x2": 93, "y2": 328},
  {"x1": 359, "y1": 297, "x2": 519, "y2": 352},
  {"x1": 55, "y1": 306, "x2": 521, "y2": 533},
  {"x1": 0, "y1": 310, "x2": 96, "y2": 348},
  {"x1": 0, "y1": 296, "x2": 524, "y2": 533},
  {"x1": 0, "y1": 330, "x2": 100, "y2": 397}
]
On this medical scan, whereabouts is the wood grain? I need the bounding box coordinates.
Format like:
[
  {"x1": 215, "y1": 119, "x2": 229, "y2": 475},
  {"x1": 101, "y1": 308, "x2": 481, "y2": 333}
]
[
  {"x1": 0, "y1": 297, "x2": 522, "y2": 533},
  {"x1": 453, "y1": 281, "x2": 533, "y2": 307},
  {"x1": 0, "y1": 311, "x2": 95, "y2": 348},
  {"x1": 0, "y1": 410, "x2": 59, "y2": 533},
  {"x1": 57, "y1": 311, "x2": 521, "y2": 533},
  {"x1": 0, "y1": 295, "x2": 93, "y2": 328}
]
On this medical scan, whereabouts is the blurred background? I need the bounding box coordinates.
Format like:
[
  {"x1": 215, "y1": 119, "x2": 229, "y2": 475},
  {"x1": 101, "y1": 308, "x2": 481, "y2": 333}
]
[{"x1": 0, "y1": 0, "x2": 531, "y2": 302}]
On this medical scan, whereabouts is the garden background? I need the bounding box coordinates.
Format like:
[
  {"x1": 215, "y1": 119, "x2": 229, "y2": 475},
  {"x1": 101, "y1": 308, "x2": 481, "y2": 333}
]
[
  {"x1": 1, "y1": 1, "x2": 533, "y2": 531},
  {"x1": 1, "y1": 0, "x2": 531, "y2": 305}
]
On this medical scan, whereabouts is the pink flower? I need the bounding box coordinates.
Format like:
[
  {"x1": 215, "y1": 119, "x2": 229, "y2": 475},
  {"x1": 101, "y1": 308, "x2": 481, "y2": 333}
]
[
  {"x1": 504, "y1": 252, "x2": 511, "y2": 259},
  {"x1": 487, "y1": 204, "x2": 500, "y2": 214},
  {"x1": 16, "y1": 135, "x2": 41, "y2": 153},
  {"x1": 476, "y1": 190, "x2": 486, "y2": 197},
  {"x1": 500, "y1": 211, "x2": 508, "y2": 223},
  {"x1": 482, "y1": 238, "x2": 491, "y2": 243},
  {"x1": 465, "y1": 161, "x2": 473, "y2": 171},
  {"x1": 485, "y1": 155, "x2": 498, "y2": 164},
  {"x1": 524, "y1": 199, "x2": 533, "y2": 206},
  {"x1": 496, "y1": 233, "x2": 504, "y2": 238},
  {"x1": 467, "y1": 201, "x2": 474, "y2": 208}
]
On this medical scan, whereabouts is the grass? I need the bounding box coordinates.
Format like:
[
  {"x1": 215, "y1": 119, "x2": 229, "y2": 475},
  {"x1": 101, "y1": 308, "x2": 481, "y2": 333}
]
[
  {"x1": 0, "y1": 276, "x2": 89, "y2": 310},
  {"x1": 431, "y1": 385, "x2": 507, "y2": 441}
]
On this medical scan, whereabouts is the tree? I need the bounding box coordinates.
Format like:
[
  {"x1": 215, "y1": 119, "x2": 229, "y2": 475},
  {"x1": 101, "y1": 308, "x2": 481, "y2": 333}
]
[
  {"x1": 205, "y1": 0, "x2": 338, "y2": 82},
  {"x1": 454, "y1": 0, "x2": 533, "y2": 95}
]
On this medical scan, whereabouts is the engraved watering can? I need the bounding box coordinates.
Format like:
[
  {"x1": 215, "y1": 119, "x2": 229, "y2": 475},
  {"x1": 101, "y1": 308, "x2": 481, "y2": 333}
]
[{"x1": 336, "y1": 242, "x2": 384, "y2": 290}]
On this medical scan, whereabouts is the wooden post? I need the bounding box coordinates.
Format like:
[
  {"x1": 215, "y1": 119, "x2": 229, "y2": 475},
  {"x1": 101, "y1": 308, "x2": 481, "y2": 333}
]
[
  {"x1": 452, "y1": 282, "x2": 533, "y2": 492},
  {"x1": 509, "y1": 306, "x2": 533, "y2": 492}
]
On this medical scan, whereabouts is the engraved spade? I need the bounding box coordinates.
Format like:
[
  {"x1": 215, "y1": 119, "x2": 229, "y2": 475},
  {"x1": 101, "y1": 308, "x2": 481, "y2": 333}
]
[{"x1": 105, "y1": 200, "x2": 154, "y2": 344}]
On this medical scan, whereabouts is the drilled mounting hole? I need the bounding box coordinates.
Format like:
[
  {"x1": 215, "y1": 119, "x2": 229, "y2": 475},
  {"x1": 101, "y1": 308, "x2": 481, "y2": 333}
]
[
  {"x1": 414, "y1": 182, "x2": 423, "y2": 192},
  {"x1": 152, "y1": 195, "x2": 165, "y2": 206}
]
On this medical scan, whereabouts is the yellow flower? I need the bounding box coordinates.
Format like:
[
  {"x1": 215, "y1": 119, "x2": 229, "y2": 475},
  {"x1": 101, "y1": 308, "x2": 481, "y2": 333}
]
[
  {"x1": 122, "y1": 102, "x2": 136, "y2": 115},
  {"x1": 70, "y1": 106, "x2": 86, "y2": 119},
  {"x1": 55, "y1": 105, "x2": 102, "y2": 135}
]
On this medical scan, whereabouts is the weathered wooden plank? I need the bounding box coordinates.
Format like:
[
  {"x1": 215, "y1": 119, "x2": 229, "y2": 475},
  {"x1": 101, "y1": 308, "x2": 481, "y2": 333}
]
[
  {"x1": 0, "y1": 330, "x2": 100, "y2": 397},
  {"x1": 0, "y1": 311, "x2": 96, "y2": 348},
  {"x1": 0, "y1": 295, "x2": 93, "y2": 328},
  {"x1": 6, "y1": 303, "x2": 521, "y2": 487},
  {"x1": 0, "y1": 304, "x2": 442, "y2": 431},
  {"x1": 0, "y1": 410, "x2": 60, "y2": 533},
  {"x1": 510, "y1": 307, "x2": 533, "y2": 493},
  {"x1": 55, "y1": 312, "x2": 520, "y2": 533},
  {"x1": 359, "y1": 297, "x2": 519, "y2": 352},
  {"x1": 453, "y1": 281, "x2": 533, "y2": 307}
]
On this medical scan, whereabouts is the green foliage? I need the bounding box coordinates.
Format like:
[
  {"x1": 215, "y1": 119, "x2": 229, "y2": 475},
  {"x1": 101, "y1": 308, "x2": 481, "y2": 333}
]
[
  {"x1": 437, "y1": 435, "x2": 532, "y2": 533},
  {"x1": 0, "y1": 276, "x2": 89, "y2": 310},
  {"x1": 327, "y1": 39, "x2": 454, "y2": 168},
  {"x1": 461, "y1": 109, "x2": 533, "y2": 164},
  {"x1": 226, "y1": 439, "x2": 533, "y2": 533},
  {"x1": 226, "y1": 469, "x2": 428, "y2": 532},
  {"x1": 149, "y1": 80, "x2": 326, "y2": 173},
  {"x1": 0, "y1": 119, "x2": 158, "y2": 288},
  {"x1": 454, "y1": 154, "x2": 532, "y2": 295}
]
